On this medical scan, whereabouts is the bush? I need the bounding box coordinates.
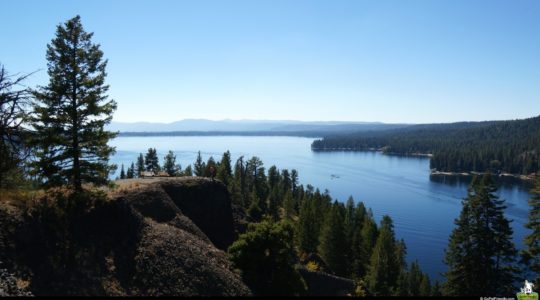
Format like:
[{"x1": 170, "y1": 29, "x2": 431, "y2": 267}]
[{"x1": 228, "y1": 218, "x2": 307, "y2": 296}]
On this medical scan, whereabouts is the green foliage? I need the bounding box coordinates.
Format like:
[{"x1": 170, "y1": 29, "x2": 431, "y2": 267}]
[
  {"x1": 419, "y1": 273, "x2": 431, "y2": 296},
  {"x1": 349, "y1": 202, "x2": 371, "y2": 279},
  {"x1": 431, "y1": 280, "x2": 442, "y2": 296},
  {"x1": 407, "y1": 260, "x2": 423, "y2": 296},
  {"x1": 126, "y1": 162, "x2": 135, "y2": 179},
  {"x1": 318, "y1": 202, "x2": 347, "y2": 276},
  {"x1": 443, "y1": 174, "x2": 518, "y2": 296},
  {"x1": 266, "y1": 187, "x2": 280, "y2": 221},
  {"x1": 522, "y1": 175, "x2": 540, "y2": 287},
  {"x1": 228, "y1": 219, "x2": 307, "y2": 296},
  {"x1": 217, "y1": 150, "x2": 233, "y2": 186},
  {"x1": 163, "y1": 150, "x2": 180, "y2": 176},
  {"x1": 144, "y1": 148, "x2": 160, "y2": 172},
  {"x1": 366, "y1": 215, "x2": 402, "y2": 296},
  {"x1": 247, "y1": 188, "x2": 263, "y2": 222},
  {"x1": 282, "y1": 191, "x2": 295, "y2": 220},
  {"x1": 30, "y1": 15, "x2": 117, "y2": 190},
  {"x1": 183, "y1": 165, "x2": 193, "y2": 176},
  {"x1": 312, "y1": 116, "x2": 540, "y2": 174},
  {"x1": 119, "y1": 164, "x2": 126, "y2": 179},
  {"x1": 296, "y1": 196, "x2": 319, "y2": 254},
  {"x1": 193, "y1": 151, "x2": 205, "y2": 176},
  {"x1": 267, "y1": 166, "x2": 280, "y2": 191},
  {"x1": 136, "y1": 153, "x2": 145, "y2": 177}
]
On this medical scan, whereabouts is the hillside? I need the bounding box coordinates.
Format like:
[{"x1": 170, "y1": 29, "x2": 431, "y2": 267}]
[
  {"x1": 0, "y1": 177, "x2": 359, "y2": 296},
  {"x1": 109, "y1": 119, "x2": 411, "y2": 136},
  {"x1": 0, "y1": 178, "x2": 251, "y2": 296},
  {"x1": 312, "y1": 115, "x2": 540, "y2": 175}
]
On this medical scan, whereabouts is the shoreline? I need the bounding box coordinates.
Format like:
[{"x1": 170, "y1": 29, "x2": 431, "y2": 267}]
[
  {"x1": 311, "y1": 148, "x2": 536, "y2": 182},
  {"x1": 311, "y1": 147, "x2": 434, "y2": 157},
  {"x1": 430, "y1": 170, "x2": 536, "y2": 181}
]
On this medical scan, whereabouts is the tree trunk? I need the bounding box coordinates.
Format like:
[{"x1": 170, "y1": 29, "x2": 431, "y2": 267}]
[{"x1": 71, "y1": 44, "x2": 81, "y2": 191}]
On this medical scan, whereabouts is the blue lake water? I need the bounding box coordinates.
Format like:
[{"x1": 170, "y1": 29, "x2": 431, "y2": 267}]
[{"x1": 109, "y1": 135, "x2": 532, "y2": 281}]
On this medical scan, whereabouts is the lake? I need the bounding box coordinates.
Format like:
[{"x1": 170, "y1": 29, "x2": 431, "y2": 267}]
[{"x1": 109, "y1": 135, "x2": 532, "y2": 281}]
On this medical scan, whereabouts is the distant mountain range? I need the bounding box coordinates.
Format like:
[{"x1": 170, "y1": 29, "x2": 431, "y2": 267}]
[{"x1": 108, "y1": 119, "x2": 412, "y2": 135}]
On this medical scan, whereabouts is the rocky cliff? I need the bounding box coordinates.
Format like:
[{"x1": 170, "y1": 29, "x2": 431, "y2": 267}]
[{"x1": 0, "y1": 177, "x2": 251, "y2": 296}]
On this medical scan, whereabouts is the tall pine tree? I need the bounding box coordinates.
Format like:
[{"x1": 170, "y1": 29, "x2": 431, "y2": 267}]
[
  {"x1": 163, "y1": 150, "x2": 180, "y2": 176},
  {"x1": 522, "y1": 175, "x2": 540, "y2": 287},
  {"x1": 144, "y1": 148, "x2": 160, "y2": 172},
  {"x1": 318, "y1": 202, "x2": 347, "y2": 276},
  {"x1": 194, "y1": 151, "x2": 205, "y2": 176},
  {"x1": 444, "y1": 174, "x2": 517, "y2": 296},
  {"x1": 366, "y1": 215, "x2": 400, "y2": 296},
  {"x1": 30, "y1": 15, "x2": 117, "y2": 190},
  {"x1": 217, "y1": 150, "x2": 233, "y2": 186},
  {"x1": 136, "y1": 153, "x2": 144, "y2": 177}
]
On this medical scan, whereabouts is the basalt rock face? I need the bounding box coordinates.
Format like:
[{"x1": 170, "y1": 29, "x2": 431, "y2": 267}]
[
  {"x1": 0, "y1": 178, "x2": 251, "y2": 296},
  {"x1": 158, "y1": 178, "x2": 237, "y2": 250}
]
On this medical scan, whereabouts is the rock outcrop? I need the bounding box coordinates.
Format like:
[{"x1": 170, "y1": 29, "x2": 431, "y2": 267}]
[{"x1": 0, "y1": 177, "x2": 251, "y2": 296}]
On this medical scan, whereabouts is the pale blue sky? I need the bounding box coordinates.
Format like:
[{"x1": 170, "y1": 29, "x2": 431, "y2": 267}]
[{"x1": 1, "y1": 0, "x2": 539, "y2": 123}]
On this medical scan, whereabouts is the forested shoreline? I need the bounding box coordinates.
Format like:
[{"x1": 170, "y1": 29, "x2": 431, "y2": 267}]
[{"x1": 312, "y1": 116, "x2": 540, "y2": 175}]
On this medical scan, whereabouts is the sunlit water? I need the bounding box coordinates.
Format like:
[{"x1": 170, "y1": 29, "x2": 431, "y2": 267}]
[{"x1": 109, "y1": 136, "x2": 532, "y2": 281}]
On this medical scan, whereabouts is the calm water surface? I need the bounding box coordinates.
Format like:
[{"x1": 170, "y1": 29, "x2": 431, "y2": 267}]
[{"x1": 109, "y1": 136, "x2": 532, "y2": 280}]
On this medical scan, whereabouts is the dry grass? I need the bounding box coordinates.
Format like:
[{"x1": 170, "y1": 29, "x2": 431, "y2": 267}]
[
  {"x1": 16, "y1": 278, "x2": 30, "y2": 290},
  {"x1": 0, "y1": 189, "x2": 40, "y2": 211}
]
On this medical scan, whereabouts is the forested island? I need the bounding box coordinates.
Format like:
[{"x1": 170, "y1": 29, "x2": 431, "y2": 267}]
[{"x1": 312, "y1": 116, "x2": 540, "y2": 176}]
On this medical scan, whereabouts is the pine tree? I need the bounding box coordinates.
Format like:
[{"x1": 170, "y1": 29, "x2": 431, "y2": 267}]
[
  {"x1": 408, "y1": 260, "x2": 422, "y2": 296},
  {"x1": 350, "y1": 202, "x2": 369, "y2": 279},
  {"x1": 247, "y1": 187, "x2": 263, "y2": 222},
  {"x1": 194, "y1": 151, "x2": 205, "y2": 176},
  {"x1": 266, "y1": 187, "x2": 280, "y2": 221},
  {"x1": 246, "y1": 156, "x2": 268, "y2": 204},
  {"x1": 283, "y1": 190, "x2": 295, "y2": 220},
  {"x1": 296, "y1": 196, "x2": 319, "y2": 254},
  {"x1": 393, "y1": 239, "x2": 408, "y2": 296},
  {"x1": 217, "y1": 150, "x2": 233, "y2": 186},
  {"x1": 522, "y1": 175, "x2": 540, "y2": 287},
  {"x1": 126, "y1": 162, "x2": 135, "y2": 179},
  {"x1": 419, "y1": 273, "x2": 432, "y2": 296},
  {"x1": 291, "y1": 169, "x2": 299, "y2": 196},
  {"x1": 267, "y1": 166, "x2": 280, "y2": 191},
  {"x1": 280, "y1": 169, "x2": 291, "y2": 194},
  {"x1": 144, "y1": 148, "x2": 160, "y2": 172},
  {"x1": 30, "y1": 15, "x2": 117, "y2": 190},
  {"x1": 183, "y1": 165, "x2": 193, "y2": 176},
  {"x1": 163, "y1": 150, "x2": 180, "y2": 176},
  {"x1": 234, "y1": 156, "x2": 248, "y2": 207},
  {"x1": 360, "y1": 211, "x2": 378, "y2": 271},
  {"x1": 443, "y1": 174, "x2": 518, "y2": 296},
  {"x1": 366, "y1": 215, "x2": 400, "y2": 296},
  {"x1": 318, "y1": 202, "x2": 347, "y2": 276},
  {"x1": 119, "y1": 164, "x2": 126, "y2": 179},
  {"x1": 136, "y1": 153, "x2": 144, "y2": 177},
  {"x1": 431, "y1": 280, "x2": 442, "y2": 296},
  {"x1": 343, "y1": 196, "x2": 356, "y2": 276}
]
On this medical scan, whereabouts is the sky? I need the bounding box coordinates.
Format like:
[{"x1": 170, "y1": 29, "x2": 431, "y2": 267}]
[{"x1": 1, "y1": 0, "x2": 539, "y2": 124}]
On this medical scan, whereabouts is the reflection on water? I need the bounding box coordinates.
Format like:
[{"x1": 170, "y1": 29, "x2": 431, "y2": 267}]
[{"x1": 109, "y1": 136, "x2": 533, "y2": 281}]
